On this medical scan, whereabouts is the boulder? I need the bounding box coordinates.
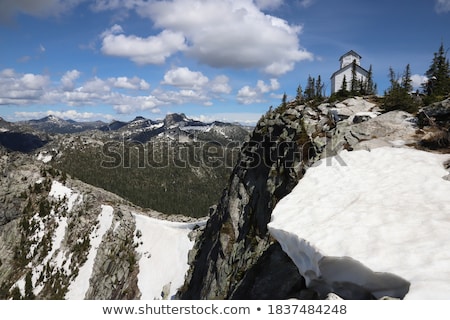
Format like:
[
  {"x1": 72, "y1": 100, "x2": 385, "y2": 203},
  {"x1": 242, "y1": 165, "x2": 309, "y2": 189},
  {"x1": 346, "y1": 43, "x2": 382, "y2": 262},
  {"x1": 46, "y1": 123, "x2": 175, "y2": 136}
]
[{"x1": 418, "y1": 98, "x2": 450, "y2": 128}]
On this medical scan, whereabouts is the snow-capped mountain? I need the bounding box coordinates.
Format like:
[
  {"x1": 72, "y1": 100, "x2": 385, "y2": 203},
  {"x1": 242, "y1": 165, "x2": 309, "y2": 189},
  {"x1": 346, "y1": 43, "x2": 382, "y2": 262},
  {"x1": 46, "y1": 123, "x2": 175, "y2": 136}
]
[
  {"x1": 12, "y1": 113, "x2": 251, "y2": 144},
  {"x1": 20, "y1": 115, "x2": 105, "y2": 134},
  {"x1": 99, "y1": 113, "x2": 251, "y2": 144}
]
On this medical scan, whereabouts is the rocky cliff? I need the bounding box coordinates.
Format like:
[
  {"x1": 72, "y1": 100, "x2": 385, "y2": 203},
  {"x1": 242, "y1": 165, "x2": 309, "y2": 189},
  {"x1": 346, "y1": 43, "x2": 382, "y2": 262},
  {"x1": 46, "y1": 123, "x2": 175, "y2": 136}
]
[
  {"x1": 0, "y1": 149, "x2": 201, "y2": 299},
  {"x1": 178, "y1": 96, "x2": 450, "y2": 299},
  {"x1": 1, "y1": 96, "x2": 448, "y2": 300}
]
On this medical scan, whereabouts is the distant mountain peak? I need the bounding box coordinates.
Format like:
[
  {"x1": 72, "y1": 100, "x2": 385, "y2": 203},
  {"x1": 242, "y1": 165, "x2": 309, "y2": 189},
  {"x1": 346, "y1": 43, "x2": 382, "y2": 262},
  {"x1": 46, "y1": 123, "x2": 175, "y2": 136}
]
[
  {"x1": 132, "y1": 116, "x2": 147, "y2": 122},
  {"x1": 36, "y1": 115, "x2": 65, "y2": 124},
  {"x1": 46, "y1": 115, "x2": 60, "y2": 120},
  {"x1": 164, "y1": 113, "x2": 189, "y2": 126}
]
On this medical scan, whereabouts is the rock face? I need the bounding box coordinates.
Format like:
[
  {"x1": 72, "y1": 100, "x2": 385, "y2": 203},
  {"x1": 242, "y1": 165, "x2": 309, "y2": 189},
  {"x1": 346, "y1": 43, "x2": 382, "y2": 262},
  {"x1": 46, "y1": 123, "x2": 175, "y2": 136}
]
[
  {"x1": 418, "y1": 98, "x2": 450, "y2": 128},
  {"x1": 417, "y1": 98, "x2": 450, "y2": 149},
  {"x1": 2, "y1": 96, "x2": 448, "y2": 300},
  {"x1": 178, "y1": 96, "x2": 447, "y2": 300},
  {"x1": 178, "y1": 103, "x2": 314, "y2": 299},
  {"x1": 0, "y1": 151, "x2": 199, "y2": 300}
]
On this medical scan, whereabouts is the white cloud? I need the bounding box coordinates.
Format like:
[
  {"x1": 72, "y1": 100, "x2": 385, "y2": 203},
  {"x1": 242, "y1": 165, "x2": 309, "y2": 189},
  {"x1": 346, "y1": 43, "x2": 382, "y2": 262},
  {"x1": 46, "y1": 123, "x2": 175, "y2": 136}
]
[
  {"x1": 61, "y1": 70, "x2": 81, "y2": 91},
  {"x1": 299, "y1": 0, "x2": 315, "y2": 8},
  {"x1": 162, "y1": 67, "x2": 209, "y2": 89},
  {"x1": 254, "y1": 0, "x2": 283, "y2": 10},
  {"x1": 152, "y1": 87, "x2": 209, "y2": 106},
  {"x1": 0, "y1": 0, "x2": 85, "y2": 22},
  {"x1": 0, "y1": 69, "x2": 49, "y2": 105},
  {"x1": 130, "y1": 0, "x2": 312, "y2": 75},
  {"x1": 435, "y1": 0, "x2": 450, "y2": 12},
  {"x1": 0, "y1": 68, "x2": 161, "y2": 114},
  {"x1": 81, "y1": 77, "x2": 111, "y2": 93},
  {"x1": 257, "y1": 78, "x2": 280, "y2": 93},
  {"x1": 237, "y1": 85, "x2": 261, "y2": 105},
  {"x1": 109, "y1": 76, "x2": 150, "y2": 90},
  {"x1": 411, "y1": 74, "x2": 428, "y2": 91},
  {"x1": 162, "y1": 67, "x2": 232, "y2": 95},
  {"x1": 91, "y1": 0, "x2": 139, "y2": 11},
  {"x1": 0, "y1": 67, "x2": 232, "y2": 118},
  {"x1": 101, "y1": 24, "x2": 186, "y2": 65},
  {"x1": 237, "y1": 79, "x2": 280, "y2": 104},
  {"x1": 210, "y1": 75, "x2": 232, "y2": 94},
  {"x1": 21, "y1": 73, "x2": 49, "y2": 90},
  {"x1": 112, "y1": 94, "x2": 162, "y2": 114}
]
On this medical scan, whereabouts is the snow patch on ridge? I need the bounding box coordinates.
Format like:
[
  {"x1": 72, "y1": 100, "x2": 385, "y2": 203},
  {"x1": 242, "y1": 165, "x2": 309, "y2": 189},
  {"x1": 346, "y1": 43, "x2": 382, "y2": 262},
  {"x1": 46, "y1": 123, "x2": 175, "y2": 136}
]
[
  {"x1": 269, "y1": 147, "x2": 450, "y2": 299},
  {"x1": 65, "y1": 205, "x2": 114, "y2": 299},
  {"x1": 37, "y1": 152, "x2": 52, "y2": 163},
  {"x1": 49, "y1": 181, "x2": 82, "y2": 212},
  {"x1": 133, "y1": 214, "x2": 200, "y2": 300}
]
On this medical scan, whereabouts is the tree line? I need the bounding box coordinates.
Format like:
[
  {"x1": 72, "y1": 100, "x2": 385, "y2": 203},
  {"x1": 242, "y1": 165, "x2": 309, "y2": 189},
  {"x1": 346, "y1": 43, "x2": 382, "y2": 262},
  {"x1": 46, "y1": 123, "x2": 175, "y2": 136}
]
[
  {"x1": 384, "y1": 43, "x2": 450, "y2": 113},
  {"x1": 290, "y1": 43, "x2": 450, "y2": 112}
]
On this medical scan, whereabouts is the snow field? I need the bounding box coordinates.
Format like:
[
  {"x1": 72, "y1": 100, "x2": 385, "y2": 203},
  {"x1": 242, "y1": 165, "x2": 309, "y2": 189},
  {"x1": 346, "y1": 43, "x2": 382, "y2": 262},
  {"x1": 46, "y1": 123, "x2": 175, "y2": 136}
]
[{"x1": 269, "y1": 147, "x2": 450, "y2": 299}]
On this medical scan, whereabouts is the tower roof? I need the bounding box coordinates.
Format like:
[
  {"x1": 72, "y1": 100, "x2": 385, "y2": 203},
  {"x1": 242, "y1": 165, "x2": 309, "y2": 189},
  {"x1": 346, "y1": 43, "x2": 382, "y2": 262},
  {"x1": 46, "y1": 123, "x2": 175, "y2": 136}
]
[{"x1": 339, "y1": 50, "x2": 362, "y2": 62}]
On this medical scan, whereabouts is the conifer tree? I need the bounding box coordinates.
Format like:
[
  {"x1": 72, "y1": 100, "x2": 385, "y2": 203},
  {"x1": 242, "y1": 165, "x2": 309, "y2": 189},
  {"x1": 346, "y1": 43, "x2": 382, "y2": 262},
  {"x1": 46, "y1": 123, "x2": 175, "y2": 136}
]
[
  {"x1": 350, "y1": 60, "x2": 358, "y2": 93},
  {"x1": 296, "y1": 85, "x2": 303, "y2": 103},
  {"x1": 304, "y1": 75, "x2": 315, "y2": 101},
  {"x1": 281, "y1": 92, "x2": 287, "y2": 109},
  {"x1": 401, "y1": 64, "x2": 413, "y2": 93},
  {"x1": 315, "y1": 75, "x2": 324, "y2": 100},
  {"x1": 340, "y1": 75, "x2": 348, "y2": 93},
  {"x1": 424, "y1": 42, "x2": 450, "y2": 101},
  {"x1": 384, "y1": 66, "x2": 418, "y2": 113},
  {"x1": 365, "y1": 65, "x2": 376, "y2": 95},
  {"x1": 335, "y1": 74, "x2": 349, "y2": 98}
]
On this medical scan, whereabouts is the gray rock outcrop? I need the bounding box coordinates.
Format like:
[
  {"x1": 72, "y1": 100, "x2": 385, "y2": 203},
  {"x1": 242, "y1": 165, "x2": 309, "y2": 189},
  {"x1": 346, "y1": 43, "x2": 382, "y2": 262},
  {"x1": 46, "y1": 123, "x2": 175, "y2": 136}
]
[{"x1": 178, "y1": 96, "x2": 448, "y2": 300}]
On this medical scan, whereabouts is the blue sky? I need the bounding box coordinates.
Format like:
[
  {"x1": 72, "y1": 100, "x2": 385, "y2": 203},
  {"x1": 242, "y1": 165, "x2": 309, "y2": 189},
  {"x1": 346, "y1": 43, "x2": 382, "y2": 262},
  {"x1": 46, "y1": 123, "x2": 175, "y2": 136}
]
[{"x1": 1, "y1": 0, "x2": 450, "y2": 124}]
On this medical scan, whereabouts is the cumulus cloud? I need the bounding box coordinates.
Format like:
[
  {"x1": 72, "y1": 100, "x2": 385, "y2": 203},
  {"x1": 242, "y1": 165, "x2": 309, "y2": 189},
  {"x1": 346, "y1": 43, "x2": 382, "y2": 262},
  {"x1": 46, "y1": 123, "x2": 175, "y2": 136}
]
[
  {"x1": 152, "y1": 87, "x2": 210, "y2": 107},
  {"x1": 109, "y1": 76, "x2": 150, "y2": 90},
  {"x1": 162, "y1": 67, "x2": 209, "y2": 89},
  {"x1": 210, "y1": 75, "x2": 232, "y2": 94},
  {"x1": 435, "y1": 0, "x2": 450, "y2": 12},
  {"x1": 411, "y1": 74, "x2": 428, "y2": 90},
  {"x1": 254, "y1": 0, "x2": 284, "y2": 10},
  {"x1": 257, "y1": 79, "x2": 280, "y2": 93},
  {"x1": 299, "y1": 0, "x2": 316, "y2": 8},
  {"x1": 237, "y1": 78, "x2": 280, "y2": 104},
  {"x1": 0, "y1": 68, "x2": 160, "y2": 115},
  {"x1": 103, "y1": 0, "x2": 312, "y2": 75},
  {"x1": 159, "y1": 67, "x2": 231, "y2": 105},
  {"x1": 0, "y1": 0, "x2": 85, "y2": 22},
  {"x1": 91, "y1": 0, "x2": 139, "y2": 11},
  {"x1": 61, "y1": 70, "x2": 81, "y2": 91},
  {"x1": 100, "y1": 24, "x2": 186, "y2": 65},
  {"x1": 0, "y1": 69, "x2": 49, "y2": 105},
  {"x1": 112, "y1": 94, "x2": 162, "y2": 114},
  {"x1": 0, "y1": 67, "x2": 229, "y2": 116}
]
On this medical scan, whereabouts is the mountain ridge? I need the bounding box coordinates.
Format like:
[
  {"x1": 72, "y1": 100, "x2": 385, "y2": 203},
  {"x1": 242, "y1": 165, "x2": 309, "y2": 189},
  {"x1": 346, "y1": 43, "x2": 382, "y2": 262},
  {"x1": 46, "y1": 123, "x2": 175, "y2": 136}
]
[{"x1": 0, "y1": 96, "x2": 449, "y2": 300}]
